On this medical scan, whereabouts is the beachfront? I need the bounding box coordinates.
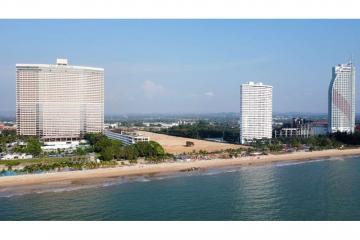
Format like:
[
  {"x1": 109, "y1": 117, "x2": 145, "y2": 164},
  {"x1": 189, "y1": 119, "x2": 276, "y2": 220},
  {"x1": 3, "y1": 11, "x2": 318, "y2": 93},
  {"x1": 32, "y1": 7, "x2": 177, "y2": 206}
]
[{"x1": 1, "y1": 148, "x2": 360, "y2": 188}]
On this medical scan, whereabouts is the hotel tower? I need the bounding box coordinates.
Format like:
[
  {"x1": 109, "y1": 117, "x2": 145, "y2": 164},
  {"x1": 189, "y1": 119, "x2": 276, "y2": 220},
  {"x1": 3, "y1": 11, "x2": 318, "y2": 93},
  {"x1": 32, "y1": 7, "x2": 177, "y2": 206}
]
[
  {"x1": 16, "y1": 59, "x2": 104, "y2": 141},
  {"x1": 328, "y1": 62, "x2": 355, "y2": 133},
  {"x1": 240, "y1": 82, "x2": 273, "y2": 144}
]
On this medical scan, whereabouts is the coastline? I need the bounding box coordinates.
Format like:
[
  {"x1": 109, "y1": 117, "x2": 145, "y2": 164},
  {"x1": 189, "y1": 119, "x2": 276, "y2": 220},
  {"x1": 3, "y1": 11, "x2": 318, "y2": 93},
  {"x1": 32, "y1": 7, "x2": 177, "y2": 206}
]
[{"x1": 1, "y1": 148, "x2": 360, "y2": 188}]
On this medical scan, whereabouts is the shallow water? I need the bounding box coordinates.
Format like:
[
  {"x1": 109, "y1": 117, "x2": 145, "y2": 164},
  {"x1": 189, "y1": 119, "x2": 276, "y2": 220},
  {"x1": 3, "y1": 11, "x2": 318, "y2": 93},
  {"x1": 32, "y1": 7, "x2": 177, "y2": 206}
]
[{"x1": 1, "y1": 156, "x2": 360, "y2": 220}]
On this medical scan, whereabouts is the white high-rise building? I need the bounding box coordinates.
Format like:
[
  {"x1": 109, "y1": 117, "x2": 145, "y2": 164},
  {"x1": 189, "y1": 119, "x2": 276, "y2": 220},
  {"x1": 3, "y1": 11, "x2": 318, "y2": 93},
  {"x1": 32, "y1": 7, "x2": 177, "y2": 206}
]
[
  {"x1": 16, "y1": 59, "x2": 104, "y2": 141},
  {"x1": 240, "y1": 82, "x2": 273, "y2": 144},
  {"x1": 328, "y1": 62, "x2": 355, "y2": 133}
]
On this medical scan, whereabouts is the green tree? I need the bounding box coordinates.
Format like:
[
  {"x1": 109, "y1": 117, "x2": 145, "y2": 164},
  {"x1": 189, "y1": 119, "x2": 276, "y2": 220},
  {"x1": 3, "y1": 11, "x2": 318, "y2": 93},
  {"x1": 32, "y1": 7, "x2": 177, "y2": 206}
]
[
  {"x1": 100, "y1": 146, "x2": 114, "y2": 161},
  {"x1": 149, "y1": 141, "x2": 165, "y2": 156},
  {"x1": 26, "y1": 138, "x2": 42, "y2": 156},
  {"x1": 13, "y1": 144, "x2": 26, "y2": 153},
  {"x1": 84, "y1": 133, "x2": 100, "y2": 146},
  {"x1": 121, "y1": 145, "x2": 139, "y2": 160},
  {"x1": 134, "y1": 141, "x2": 165, "y2": 158},
  {"x1": 290, "y1": 138, "x2": 300, "y2": 148},
  {"x1": 75, "y1": 147, "x2": 86, "y2": 155},
  {"x1": 94, "y1": 137, "x2": 111, "y2": 152},
  {"x1": 110, "y1": 140, "x2": 122, "y2": 156}
]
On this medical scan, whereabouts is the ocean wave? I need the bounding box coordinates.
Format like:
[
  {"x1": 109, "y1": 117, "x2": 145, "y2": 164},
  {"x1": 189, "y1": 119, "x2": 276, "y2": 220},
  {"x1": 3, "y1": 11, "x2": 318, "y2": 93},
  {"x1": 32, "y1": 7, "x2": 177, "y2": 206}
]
[
  {"x1": 273, "y1": 156, "x2": 351, "y2": 167},
  {"x1": 134, "y1": 177, "x2": 151, "y2": 182},
  {"x1": 274, "y1": 161, "x2": 315, "y2": 167},
  {"x1": 102, "y1": 181, "x2": 122, "y2": 187},
  {"x1": 0, "y1": 191, "x2": 28, "y2": 198},
  {"x1": 34, "y1": 185, "x2": 96, "y2": 194},
  {"x1": 202, "y1": 171, "x2": 224, "y2": 176}
]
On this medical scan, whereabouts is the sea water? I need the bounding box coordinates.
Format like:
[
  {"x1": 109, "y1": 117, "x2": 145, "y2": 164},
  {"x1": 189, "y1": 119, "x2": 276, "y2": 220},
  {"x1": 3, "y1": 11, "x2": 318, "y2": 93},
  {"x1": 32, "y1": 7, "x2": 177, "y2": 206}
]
[{"x1": 1, "y1": 156, "x2": 360, "y2": 220}]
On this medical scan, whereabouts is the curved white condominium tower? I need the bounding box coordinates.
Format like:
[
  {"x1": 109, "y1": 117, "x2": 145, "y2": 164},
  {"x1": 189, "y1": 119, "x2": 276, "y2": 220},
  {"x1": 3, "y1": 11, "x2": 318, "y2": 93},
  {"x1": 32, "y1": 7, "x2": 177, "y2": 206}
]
[
  {"x1": 328, "y1": 62, "x2": 355, "y2": 133},
  {"x1": 240, "y1": 82, "x2": 272, "y2": 144},
  {"x1": 16, "y1": 59, "x2": 104, "y2": 141}
]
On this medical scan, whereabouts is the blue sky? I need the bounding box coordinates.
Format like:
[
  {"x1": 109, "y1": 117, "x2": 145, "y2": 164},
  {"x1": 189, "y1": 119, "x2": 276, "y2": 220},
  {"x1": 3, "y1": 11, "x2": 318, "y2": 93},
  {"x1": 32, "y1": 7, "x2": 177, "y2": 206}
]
[{"x1": 0, "y1": 20, "x2": 359, "y2": 114}]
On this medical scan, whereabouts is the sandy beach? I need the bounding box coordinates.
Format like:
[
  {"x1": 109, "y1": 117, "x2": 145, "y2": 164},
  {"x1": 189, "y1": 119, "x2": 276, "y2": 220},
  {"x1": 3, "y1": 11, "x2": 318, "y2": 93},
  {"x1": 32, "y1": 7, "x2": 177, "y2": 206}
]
[{"x1": 1, "y1": 148, "x2": 360, "y2": 188}]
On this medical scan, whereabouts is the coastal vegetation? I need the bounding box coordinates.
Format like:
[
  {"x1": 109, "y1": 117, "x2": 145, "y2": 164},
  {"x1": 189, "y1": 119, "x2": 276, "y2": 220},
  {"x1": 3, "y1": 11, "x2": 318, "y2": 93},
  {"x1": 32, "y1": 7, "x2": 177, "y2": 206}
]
[
  {"x1": 331, "y1": 132, "x2": 360, "y2": 146},
  {"x1": 1, "y1": 131, "x2": 168, "y2": 176},
  {"x1": 1, "y1": 156, "x2": 89, "y2": 167},
  {"x1": 20, "y1": 158, "x2": 117, "y2": 173},
  {"x1": 0, "y1": 156, "x2": 118, "y2": 174},
  {"x1": 248, "y1": 132, "x2": 360, "y2": 154},
  {"x1": 84, "y1": 133, "x2": 167, "y2": 162},
  {"x1": 248, "y1": 136, "x2": 341, "y2": 153}
]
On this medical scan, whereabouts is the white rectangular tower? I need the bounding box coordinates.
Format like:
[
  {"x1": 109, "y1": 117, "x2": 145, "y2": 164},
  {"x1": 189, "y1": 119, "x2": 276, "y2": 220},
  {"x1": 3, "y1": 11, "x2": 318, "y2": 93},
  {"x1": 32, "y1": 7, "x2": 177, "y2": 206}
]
[
  {"x1": 16, "y1": 59, "x2": 104, "y2": 141},
  {"x1": 240, "y1": 82, "x2": 273, "y2": 144},
  {"x1": 328, "y1": 62, "x2": 356, "y2": 133}
]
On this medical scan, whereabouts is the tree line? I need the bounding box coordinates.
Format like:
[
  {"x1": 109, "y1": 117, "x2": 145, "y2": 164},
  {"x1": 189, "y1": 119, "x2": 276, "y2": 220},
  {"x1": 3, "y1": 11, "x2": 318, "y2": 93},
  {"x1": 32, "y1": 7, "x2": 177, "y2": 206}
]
[
  {"x1": 250, "y1": 132, "x2": 360, "y2": 153},
  {"x1": 158, "y1": 121, "x2": 240, "y2": 143}
]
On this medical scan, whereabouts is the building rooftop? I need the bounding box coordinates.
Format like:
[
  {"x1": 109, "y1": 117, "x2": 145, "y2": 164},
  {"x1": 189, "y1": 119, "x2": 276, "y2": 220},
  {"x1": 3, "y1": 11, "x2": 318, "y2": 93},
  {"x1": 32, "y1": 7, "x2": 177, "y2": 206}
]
[
  {"x1": 243, "y1": 82, "x2": 272, "y2": 88},
  {"x1": 16, "y1": 58, "x2": 104, "y2": 71}
]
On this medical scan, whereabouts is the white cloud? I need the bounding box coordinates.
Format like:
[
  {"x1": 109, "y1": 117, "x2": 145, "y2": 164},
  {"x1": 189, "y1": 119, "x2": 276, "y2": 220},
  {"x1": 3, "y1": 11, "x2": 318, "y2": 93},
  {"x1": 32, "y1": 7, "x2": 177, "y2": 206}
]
[
  {"x1": 205, "y1": 91, "x2": 214, "y2": 97},
  {"x1": 141, "y1": 80, "x2": 166, "y2": 98}
]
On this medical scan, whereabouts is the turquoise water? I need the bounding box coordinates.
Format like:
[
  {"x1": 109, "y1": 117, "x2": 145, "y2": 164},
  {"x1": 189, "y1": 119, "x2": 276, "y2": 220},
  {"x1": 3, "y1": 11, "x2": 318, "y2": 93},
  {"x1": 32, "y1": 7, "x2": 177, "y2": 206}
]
[{"x1": 1, "y1": 156, "x2": 360, "y2": 220}]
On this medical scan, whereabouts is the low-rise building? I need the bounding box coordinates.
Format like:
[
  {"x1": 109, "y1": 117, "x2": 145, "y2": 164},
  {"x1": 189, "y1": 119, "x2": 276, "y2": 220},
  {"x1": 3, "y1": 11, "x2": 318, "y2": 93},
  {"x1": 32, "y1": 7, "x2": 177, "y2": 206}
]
[
  {"x1": 274, "y1": 125, "x2": 311, "y2": 138},
  {"x1": 143, "y1": 120, "x2": 196, "y2": 129},
  {"x1": 1, "y1": 153, "x2": 33, "y2": 160},
  {"x1": 143, "y1": 122, "x2": 179, "y2": 128},
  {"x1": 105, "y1": 130, "x2": 150, "y2": 145},
  {"x1": 41, "y1": 140, "x2": 87, "y2": 151},
  {"x1": 274, "y1": 119, "x2": 329, "y2": 138}
]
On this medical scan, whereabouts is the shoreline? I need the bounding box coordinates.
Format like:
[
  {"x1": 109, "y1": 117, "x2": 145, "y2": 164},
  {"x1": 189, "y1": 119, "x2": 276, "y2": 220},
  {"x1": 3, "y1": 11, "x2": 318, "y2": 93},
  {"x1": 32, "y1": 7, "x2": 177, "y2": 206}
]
[{"x1": 1, "y1": 148, "x2": 360, "y2": 188}]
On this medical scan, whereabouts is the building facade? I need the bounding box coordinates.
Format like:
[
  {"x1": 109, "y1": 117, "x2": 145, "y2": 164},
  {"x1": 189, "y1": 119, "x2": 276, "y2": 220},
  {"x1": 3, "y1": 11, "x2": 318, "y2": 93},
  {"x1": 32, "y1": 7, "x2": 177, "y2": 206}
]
[
  {"x1": 310, "y1": 120, "x2": 328, "y2": 136},
  {"x1": 16, "y1": 59, "x2": 104, "y2": 141},
  {"x1": 328, "y1": 62, "x2": 356, "y2": 133},
  {"x1": 240, "y1": 82, "x2": 273, "y2": 144},
  {"x1": 274, "y1": 126, "x2": 311, "y2": 138}
]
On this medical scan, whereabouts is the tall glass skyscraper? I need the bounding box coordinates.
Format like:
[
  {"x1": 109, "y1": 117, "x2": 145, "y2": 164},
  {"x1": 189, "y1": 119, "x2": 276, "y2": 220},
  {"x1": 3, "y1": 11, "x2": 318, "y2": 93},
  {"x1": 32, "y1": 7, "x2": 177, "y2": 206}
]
[
  {"x1": 328, "y1": 62, "x2": 356, "y2": 133},
  {"x1": 16, "y1": 59, "x2": 104, "y2": 141},
  {"x1": 240, "y1": 82, "x2": 273, "y2": 144}
]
